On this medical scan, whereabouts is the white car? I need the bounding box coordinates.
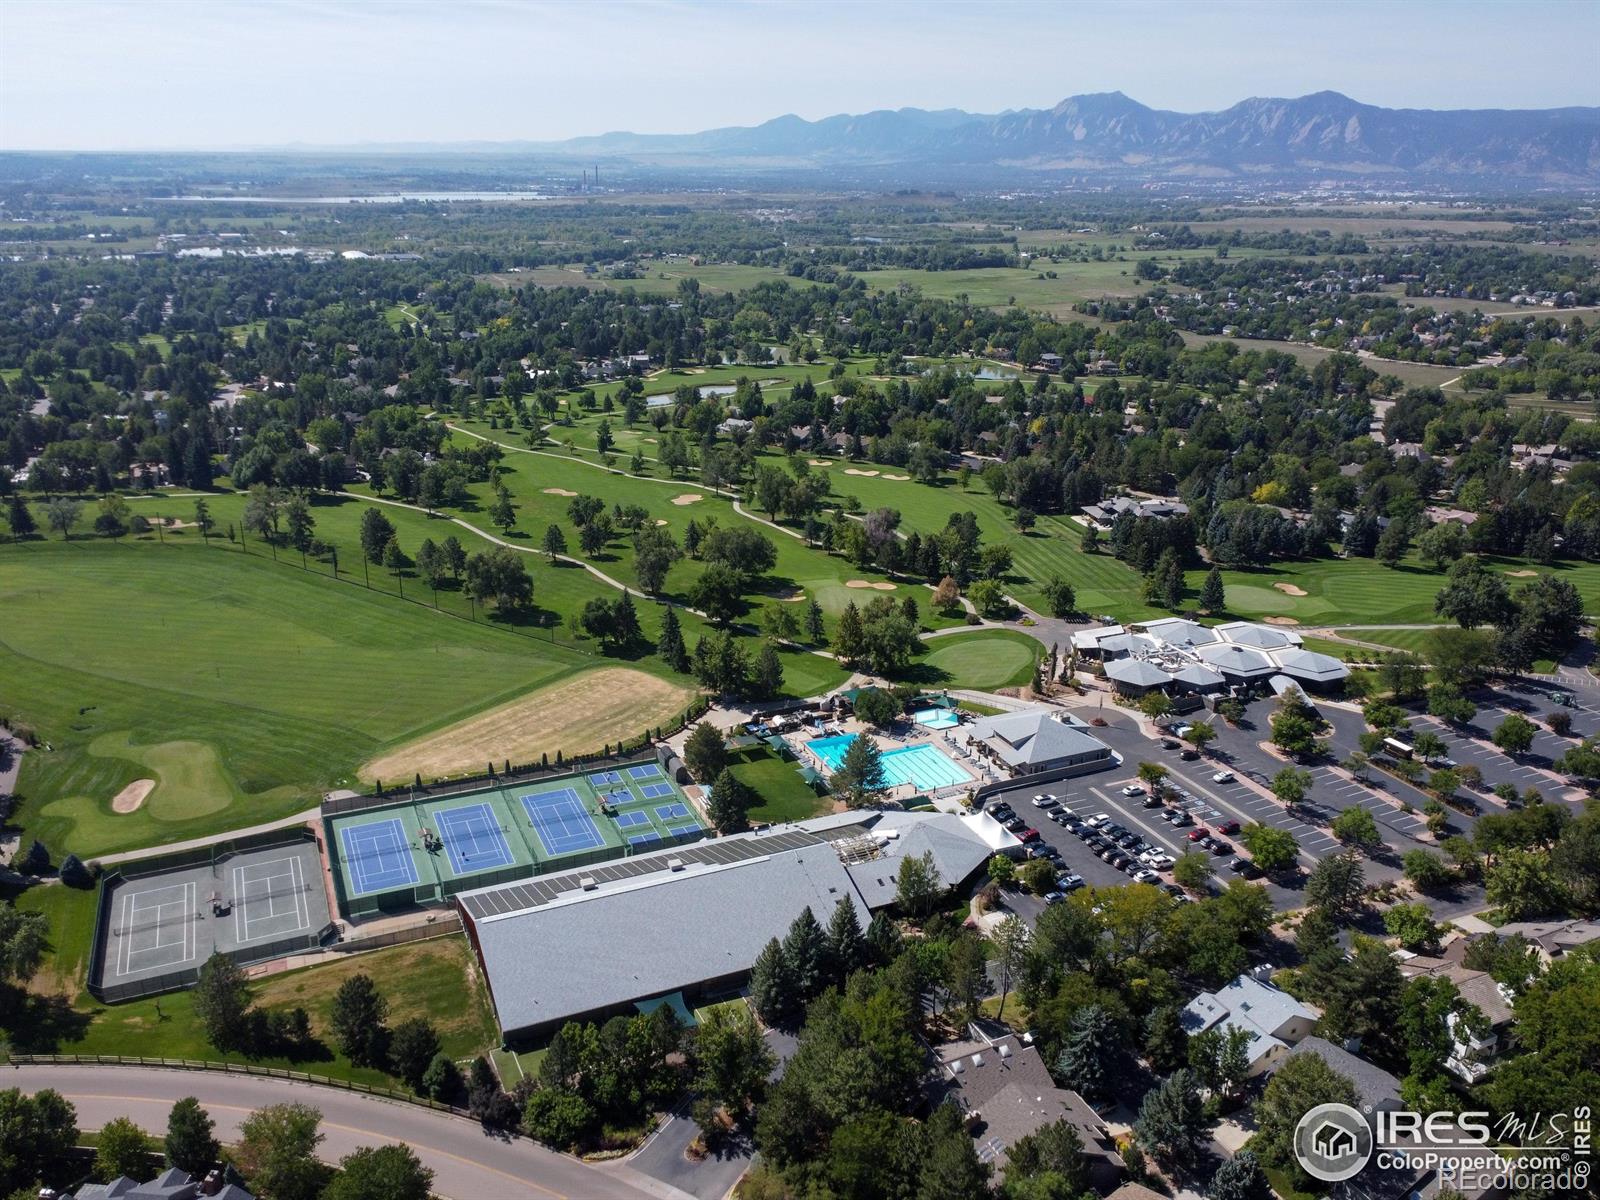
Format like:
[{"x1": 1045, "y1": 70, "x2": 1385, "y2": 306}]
[
  {"x1": 1131, "y1": 869, "x2": 1161, "y2": 884},
  {"x1": 1120, "y1": 784, "x2": 1147, "y2": 797},
  {"x1": 1031, "y1": 795, "x2": 1058, "y2": 809},
  {"x1": 1086, "y1": 813, "x2": 1112, "y2": 827},
  {"x1": 1212, "y1": 770, "x2": 1235, "y2": 784}
]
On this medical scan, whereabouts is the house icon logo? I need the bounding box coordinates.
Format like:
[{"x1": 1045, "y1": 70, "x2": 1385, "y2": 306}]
[{"x1": 1294, "y1": 1103, "x2": 1373, "y2": 1182}]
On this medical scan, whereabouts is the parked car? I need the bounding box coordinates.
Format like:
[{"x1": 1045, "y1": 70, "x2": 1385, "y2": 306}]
[
  {"x1": 1132, "y1": 868, "x2": 1160, "y2": 884},
  {"x1": 1167, "y1": 810, "x2": 1193, "y2": 827},
  {"x1": 1042, "y1": 891, "x2": 1065, "y2": 905},
  {"x1": 1229, "y1": 857, "x2": 1261, "y2": 878},
  {"x1": 1121, "y1": 784, "x2": 1147, "y2": 797},
  {"x1": 1196, "y1": 835, "x2": 1218, "y2": 852},
  {"x1": 1180, "y1": 749, "x2": 1200, "y2": 761},
  {"x1": 1212, "y1": 770, "x2": 1235, "y2": 784},
  {"x1": 1216, "y1": 819, "x2": 1241, "y2": 835},
  {"x1": 1037, "y1": 845, "x2": 1062, "y2": 861},
  {"x1": 1057, "y1": 874, "x2": 1085, "y2": 892},
  {"x1": 1116, "y1": 831, "x2": 1141, "y2": 848},
  {"x1": 1086, "y1": 813, "x2": 1112, "y2": 827},
  {"x1": 1210, "y1": 839, "x2": 1233, "y2": 855},
  {"x1": 1004, "y1": 817, "x2": 1026, "y2": 833},
  {"x1": 1187, "y1": 827, "x2": 1210, "y2": 842},
  {"x1": 1110, "y1": 852, "x2": 1132, "y2": 870},
  {"x1": 1032, "y1": 795, "x2": 1058, "y2": 809},
  {"x1": 1050, "y1": 811, "x2": 1070, "y2": 826},
  {"x1": 1019, "y1": 827, "x2": 1041, "y2": 843},
  {"x1": 1160, "y1": 739, "x2": 1178, "y2": 750},
  {"x1": 986, "y1": 802, "x2": 1012, "y2": 818}
]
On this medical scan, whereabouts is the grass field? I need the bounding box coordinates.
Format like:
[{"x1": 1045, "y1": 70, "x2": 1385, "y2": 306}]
[
  {"x1": 360, "y1": 666, "x2": 697, "y2": 783},
  {"x1": 14, "y1": 884, "x2": 499, "y2": 1086},
  {"x1": 490, "y1": 260, "x2": 809, "y2": 296},
  {"x1": 907, "y1": 630, "x2": 1041, "y2": 691},
  {"x1": 727, "y1": 746, "x2": 830, "y2": 824}
]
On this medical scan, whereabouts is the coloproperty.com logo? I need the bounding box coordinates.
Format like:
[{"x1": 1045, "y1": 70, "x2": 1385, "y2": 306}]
[{"x1": 1294, "y1": 1103, "x2": 1592, "y2": 1192}]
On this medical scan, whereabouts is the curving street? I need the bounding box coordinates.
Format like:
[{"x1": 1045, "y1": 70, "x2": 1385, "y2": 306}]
[{"x1": 8, "y1": 1063, "x2": 671, "y2": 1200}]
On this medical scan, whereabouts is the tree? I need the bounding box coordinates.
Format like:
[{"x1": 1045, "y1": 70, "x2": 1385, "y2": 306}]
[
  {"x1": 388, "y1": 1018, "x2": 440, "y2": 1091},
  {"x1": 1041, "y1": 575, "x2": 1076, "y2": 618},
  {"x1": 1182, "y1": 721, "x2": 1216, "y2": 752},
  {"x1": 192, "y1": 951, "x2": 252, "y2": 1051},
  {"x1": 0, "y1": 1087, "x2": 78, "y2": 1195},
  {"x1": 1306, "y1": 852, "x2": 1367, "y2": 920},
  {"x1": 751, "y1": 641, "x2": 784, "y2": 700},
  {"x1": 693, "y1": 1000, "x2": 775, "y2": 1119},
  {"x1": 1004, "y1": 1116, "x2": 1091, "y2": 1199},
  {"x1": 657, "y1": 605, "x2": 689, "y2": 672},
  {"x1": 1375, "y1": 519, "x2": 1412, "y2": 567},
  {"x1": 234, "y1": 1103, "x2": 325, "y2": 1200},
  {"x1": 1238, "y1": 824, "x2": 1298, "y2": 873},
  {"x1": 1331, "y1": 806, "x2": 1380, "y2": 847},
  {"x1": 895, "y1": 849, "x2": 942, "y2": 919},
  {"x1": 1492, "y1": 713, "x2": 1537, "y2": 755},
  {"x1": 1384, "y1": 902, "x2": 1441, "y2": 951},
  {"x1": 358, "y1": 507, "x2": 395, "y2": 564},
  {"x1": 1402, "y1": 849, "x2": 1453, "y2": 891},
  {"x1": 852, "y1": 687, "x2": 899, "y2": 727},
  {"x1": 59, "y1": 853, "x2": 92, "y2": 888},
  {"x1": 464, "y1": 546, "x2": 533, "y2": 612},
  {"x1": 1173, "y1": 852, "x2": 1213, "y2": 892},
  {"x1": 1250, "y1": 1052, "x2": 1359, "y2": 1184},
  {"x1": 708, "y1": 768, "x2": 755, "y2": 833},
  {"x1": 1199, "y1": 566, "x2": 1226, "y2": 614},
  {"x1": 323, "y1": 1144, "x2": 434, "y2": 1200},
  {"x1": 95, "y1": 1116, "x2": 150, "y2": 1184},
  {"x1": 1188, "y1": 1024, "x2": 1253, "y2": 1104},
  {"x1": 1053, "y1": 1004, "x2": 1121, "y2": 1101},
  {"x1": 1486, "y1": 848, "x2": 1565, "y2": 920},
  {"x1": 1270, "y1": 766, "x2": 1313, "y2": 806},
  {"x1": 932, "y1": 576, "x2": 961, "y2": 612},
  {"x1": 826, "y1": 896, "x2": 865, "y2": 984},
  {"x1": 44, "y1": 496, "x2": 83, "y2": 540},
  {"x1": 5, "y1": 493, "x2": 36, "y2": 541},
  {"x1": 1434, "y1": 556, "x2": 1512, "y2": 629},
  {"x1": 1208, "y1": 1150, "x2": 1272, "y2": 1200},
  {"x1": 831, "y1": 733, "x2": 887, "y2": 807},
  {"x1": 1019, "y1": 858, "x2": 1056, "y2": 896},
  {"x1": 747, "y1": 938, "x2": 793, "y2": 1027},
  {"x1": 330, "y1": 973, "x2": 390, "y2": 1068},
  {"x1": 689, "y1": 561, "x2": 745, "y2": 625},
  {"x1": 1134, "y1": 1067, "x2": 1206, "y2": 1168},
  {"x1": 541, "y1": 523, "x2": 567, "y2": 561},
  {"x1": 992, "y1": 915, "x2": 1031, "y2": 1021},
  {"x1": 164, "y1": 1097, "x2": 219, "y2": 1176},
  {"x1": 683, "y1": 723, "x2": 728, "y2": 783},
  {"x1": 523, "y1": 1088, "x2": 594, "y2": 1149}
]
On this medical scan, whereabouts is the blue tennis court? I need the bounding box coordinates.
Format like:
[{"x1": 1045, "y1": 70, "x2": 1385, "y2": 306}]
[
  {"x1": 615, "y1": 810, "x2": 650, "y2": 828},
  {"x1": 601, "y1": 789, "x2": 633, "y2": 807},
  {"x1": 590, "y1": 770, "x2": 623, "y2": 786},
  {"x1": 628, "y1": 763, "x2": 663, "y2": 780},
  {"x1": 655, "y1": 801, "x2": 691, "y2": 822},
  {"x1": 669, "y1": 824, "x2": 702, "y2": 837},
  {"x1": 521, "y1": 788, "x2": 606, "y2": 856},
  {"x1": 340, "y1": 819, "x2": 420, "y2": 896},
  {"x1": 434, "y1": 802, "x2": 514, "y2": 874},
  {"x1": 628, "y1": 832, "x2": 662, "y2": 848},
  {"x1": 640, "y1": 782, "x2": 675, "y2": 799}
]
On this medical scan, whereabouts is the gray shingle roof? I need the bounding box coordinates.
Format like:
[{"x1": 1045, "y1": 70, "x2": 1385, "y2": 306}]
[
  {"x1": 1196, "y1": 642, "x2": 1277, "y2": 677},
  {"x1": 1215, "y1": 621, "x2": 1301, "y2": 650},
  {"x1": 968, "y1": 712, "x2": 1114, "y2": 769},
  {"x1": 1270, "y1": 647, "x2": 1351, "y2": 682},
  {"x1": 1104, "y1": 659, "x2": 1173, "y2": 688},
  {"x1": 845, "y1": 812, "x2": 996, "y2": 909},
  {"x1": 1285, "y1": 1036, "x2": 1401, "y2": 1111}
]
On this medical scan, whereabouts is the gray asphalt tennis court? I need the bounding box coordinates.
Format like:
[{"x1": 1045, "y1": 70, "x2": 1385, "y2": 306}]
[{"x1": 94, "y1": 840, "x2": 333, "y2": 994}]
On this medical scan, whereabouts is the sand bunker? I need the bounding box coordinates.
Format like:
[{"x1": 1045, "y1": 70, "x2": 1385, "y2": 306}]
[
  {"x1": 764, "y1": 586, "x2": 806, "y2": 603},
  {"x1": 1506, "y1": 570, "x2": 1538, "y2": 578},
  {"x1": 883, "y1": 473, "x2": 911, "y2": 481},
  {"x1": 1273, "y1": 583, "x2": 1309, "y2": 597},
  {"x1": 542, "y1": 487, "x2": 578, "y2": 497},
  {"x1": 671, "y1": 493, "x2": 703, "y2": 506},
  {"x1": 112, "y1": 779, "x2": 155, "y2": 814},
  {"x1": 846, "y1": 579, "x2": 897, "y2": 591},
  {"x1": 844, "y1": 468, "x2": 880, "y2": 477},
  {"x1": 655, "y1": 519, "x2": 669, "y2": 526},
  {"x1": 1263, "y1": 616, "x2": 1301, "y2": 626},
  {"x1": 807, "y1": 459, "x2": 830, "y2": 467}
]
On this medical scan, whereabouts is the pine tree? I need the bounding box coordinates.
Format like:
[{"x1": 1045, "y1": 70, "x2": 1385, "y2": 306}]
[
  {"x1": 1200, "y1": 566, "x2": 1226, "y2": 614},
  {"x1": 707, "y1": 767, "x2": 754, "y2": 833},
  {"x1": 541, "y1": 523, "x2": 567, "y2": 561},
  {"x1": 657, "y1": 605, "x2": 689, "y2": 672},
  {"x1": 612, "y1": 590, "x2": 642, "y2": 647},
  {"x1": 748, "y1": 937, "x2": 793, "y2": 1026},
  {"x1": 833, "y1": 600, "x2": 866, "y2": 665},
  {"x1": 1134, "y1": 1067, "x2": 1206, "y2": 1168},
  {"x1": 165, "y1": 1097, "x2": 220, "y2": 1175},
  {"x1": 1208, "y1": 1150, "x2": 1272, "y2": 1200},
  {"x1": 782, "y1": 906, "x2": 829, "y2": 1002},
  {"x1": 752, "y1": 640, "x2": 784, "y2": 699},
  {"x1": 192, "y1": 952, "x2": 252, "y2": 1051},
  {"x1": 804, "y1": 597, "x2": 825, "y2": 643},
  {"x1": 1052, "y1": 1004, "x2": 1121, "y2": 1100},
  {"x1": 5, "y1": 493, "x2": 35, "y2": 541},
  {"x1": 831, "y1": 733, "x2": 886, "y2": 806},
  {"x1": 865, "y1": 911, "x2": 903, "y2": 964},
  {"x1": 826, "y1": 896, "x2": 865, "y2": 984},
  {"x1": 330, "y1": 973, "x2": 390, "y2": 1067}
]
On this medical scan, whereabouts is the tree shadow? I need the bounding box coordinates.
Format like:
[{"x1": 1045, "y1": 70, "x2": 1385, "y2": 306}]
[{"x1": 0, "y1": 988, "x2": 93, "y2": 1051}]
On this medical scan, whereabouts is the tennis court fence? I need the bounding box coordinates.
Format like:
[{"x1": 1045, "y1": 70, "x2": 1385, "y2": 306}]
[{"x1": 332, "y1": 912, "x2": 462, "y2": 954}]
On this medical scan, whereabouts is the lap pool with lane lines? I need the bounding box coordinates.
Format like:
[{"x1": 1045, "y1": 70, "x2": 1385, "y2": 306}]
[{"x1": 808, "y1": 734, "x2": 970, "y2": 790}]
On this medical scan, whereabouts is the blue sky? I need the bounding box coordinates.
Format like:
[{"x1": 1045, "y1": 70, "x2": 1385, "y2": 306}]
[{"x1": 2, "y1": 0, "x2": 1597, "y2": 150}]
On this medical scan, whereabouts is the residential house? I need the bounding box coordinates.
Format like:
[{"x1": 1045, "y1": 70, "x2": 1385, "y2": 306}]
[{"x1": 1181, "y1": 973, "x2": 1319, "y2": 1077}]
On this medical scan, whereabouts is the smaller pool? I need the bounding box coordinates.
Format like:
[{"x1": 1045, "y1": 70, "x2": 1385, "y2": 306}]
[
  {"x1": 807, "y1": 735, "x2": 971, "y2": 791},
  {"x1": 911, "y1": 708, "x2": 961, "y2": 729}
]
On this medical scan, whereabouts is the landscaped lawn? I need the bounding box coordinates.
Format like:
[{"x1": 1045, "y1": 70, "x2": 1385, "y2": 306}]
[
  {"x1": 12, "y1": 884, "x2": 499, "y2": 1088},
  {"x1": 727, "y1": 746, "x2": 830, "y2": 824},
  {"x1": 904, "y1": 630, "x2": 1041, "y2": 691}
]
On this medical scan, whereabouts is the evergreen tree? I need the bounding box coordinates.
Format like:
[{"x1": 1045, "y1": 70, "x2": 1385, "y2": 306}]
[
  {"x1": 1053, "y1": 1004, "x2": 1120, "y2": 1100},
  {"x1": 323, "y1": 1144, "x2": 434, "y2": 1200},
  {"x1": 782, "y1": 906, "x2": 829, "y2": 1002},
  {"x1": 541, "y1": 523, "x2": 567, "y2": 561},
  {"x1": 1208, "y1": 1150, "x2": 1272, "y2": 1200},
  {"x1": 707, "y1": 768, "x2": 755, "y2": 833},
  {"x1": 329, "y1": 973, "x2": 390, "y2": 1067},
  {"x1": 831, "y1": 734, "x2": 886, "y2": 807},
  {"x1": 748, "y1": 937, "x2": 793, "y2": 1026},
  {"x1": 4, "y1": 493, "x2": 35, "y2": 541},
  {"x1": 804, "y1": 597, "x2": 826, "y2": 643},
  {"x1": 191, "y1": 952, "x2": 252, "y2": 1051},
  {"x1": 865, "y1": 911, "x2": 903, "y2": 965},
  {"x1": 165, "y1": 1097, "x2": 220, "y2": 1176},
  {"x1": 611, "y1": 590, "x2": 643, "y2": 647},
  {"x1": 1134, "y1": 1067, "x2": 1206, "y2": 1168},
  {"x1": 826, "y1": 896, "x2": 865, "y2": 984},
  {"x1": 657, "y1": 605, "x2": 689, "y2": 672},
  {"x1": 833, "y1": 600, "x2": 867, "y2": 664},
  {"x1": 1200, "y1": 566, "x2": 1226, "y2": 614},
  {"x1": 918, "y1": 1101, "x2": 992, "y2": 1200},
  {"x1": 752, "y1": 640, "x2": 785, "y2": 700},
  {"x1": 387, "y1": 1018, "x2": 441, "y2": 1091}
]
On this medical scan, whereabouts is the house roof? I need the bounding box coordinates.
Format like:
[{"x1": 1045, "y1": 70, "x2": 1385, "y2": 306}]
[
  {"x1": 1285, "y1": 1036, "x2": 1402, "y2": 1111},
  {"x1": 1104, "y1": 659, "x2": 1173, "y2": 688},
  {"x1": 1170, "y1": 663, "x2": 1227, "y2": 689},
  {"x1": 1270, "y1": 647, "x2": 1351, "y2": 683},
  {"x1": 1195, "y1": 642, "x2": 1277, "y2": 678},
  {"x1": 968, "y1": 711, "x2": 1114, "y2": 768},
  {"x1": 1106, "y1": 1185, "x2": 1169, "y2": 1200},
  {"x1": 1096, "y1": 632, "x2": 1161, "y2": 658},
  {"x1": 843, "y1": 812, "x2": 997, "y2": 910},
  {"x1": 1182, "y1": 974, "x2": 1318, "y2": 1062},
  {"x1": 1137, "y1": 617, "x2": 1220, "y2": 647},
  {"x1": 1494, "y1": 917, "x2": 1600, "y2": 957},
  {"x1": 1070, "y1": 624, "x2": 1124, "y2": 651},
  {"x1": 1215, "y1": 621, "x2": 1302, "y2": 650}
]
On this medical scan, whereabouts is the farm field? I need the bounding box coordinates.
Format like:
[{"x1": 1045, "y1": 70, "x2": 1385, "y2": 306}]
[{"x1": 13, "y1": 884, "x2": 498, "y2": 1086}]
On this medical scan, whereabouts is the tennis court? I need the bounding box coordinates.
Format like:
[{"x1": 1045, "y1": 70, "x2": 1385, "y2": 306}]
[
  {"x1": 654, "y1": 801, "x2": 692, "y2": 822},
  {"x1": 590, "y1": 770, "x2": 624, "y2": 786},
  {"x1": 628, "y1": 831, "x2": 663, "y2": 848},
  {"x1": 339, "y1": 818, "x2": 422, "y2": 897},
  {"x1": 615, "y1": 810, "x2": 650, "y2": 828},
  {"x1": 434, "y1": 802, "x2": 515, "y2": 875},
  {"x1": 628, "y1": 763, "x2": 663, "y2": 780},
  {"x1": 639, "y1": 782, "x2": 676, "y2": 799},
  {"x1": 92, "y1": 838, "x2": 333, "y2": 999},
  {"x1": 521, "y1": 787, "x2": 607, "y2": 855}
]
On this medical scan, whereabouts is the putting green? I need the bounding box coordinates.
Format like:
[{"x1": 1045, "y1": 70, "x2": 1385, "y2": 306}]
[{"x1": 917, "y1": 631, "x2": 1039, "y2": 691}]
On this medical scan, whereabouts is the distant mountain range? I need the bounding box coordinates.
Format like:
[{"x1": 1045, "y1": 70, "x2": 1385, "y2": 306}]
[{"x1": 534, "y1": 91, "x2": 1600, "y2": 183}]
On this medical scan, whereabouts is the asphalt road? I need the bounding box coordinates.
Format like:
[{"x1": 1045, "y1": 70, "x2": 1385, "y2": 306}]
[{"x1": 8, "y1": 1064, "x2": 663, "y2": 1200}]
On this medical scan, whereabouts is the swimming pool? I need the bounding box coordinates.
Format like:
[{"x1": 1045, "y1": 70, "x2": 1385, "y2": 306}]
[
  {"x1": 911, "y1": 708, "x2": 961, "y2": 729},
  {"x1": 807, "y1": 735, "x2": 971, "y2": 791}
]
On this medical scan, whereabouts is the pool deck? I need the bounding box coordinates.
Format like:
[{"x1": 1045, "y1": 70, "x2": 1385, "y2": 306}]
[{"x1": 803, "y1": 719, "x2": 976, "y2": 797}]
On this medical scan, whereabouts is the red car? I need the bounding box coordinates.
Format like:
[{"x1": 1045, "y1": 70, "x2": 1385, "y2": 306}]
[
  {"x1": 1187, "y1": 826, "x2": 1210, "y2": 842},
  {"x1": 1019, "y1": 827, "x2": 1042, "y2": 843},
  {"x1": 1217, "y1": 820, "x2": 1241, "y2": 835}
]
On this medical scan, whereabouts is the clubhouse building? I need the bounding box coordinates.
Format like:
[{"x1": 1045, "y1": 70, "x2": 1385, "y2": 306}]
[{"x1": 1073, "y1": 618, "x2": 1349, "y2": 697}]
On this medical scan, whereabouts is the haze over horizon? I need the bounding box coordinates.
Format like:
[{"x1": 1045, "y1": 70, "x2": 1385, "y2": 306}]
[{"x1": 3, "y1": 0, "x2": 1599, "y2": 153}]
